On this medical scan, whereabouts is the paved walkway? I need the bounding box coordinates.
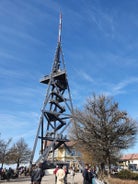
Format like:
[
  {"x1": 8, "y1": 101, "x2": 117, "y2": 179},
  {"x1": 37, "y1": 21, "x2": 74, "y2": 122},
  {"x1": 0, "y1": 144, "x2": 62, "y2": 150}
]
[{"x1": 0, "y1": 172, "x2": 83, "y2": 184}]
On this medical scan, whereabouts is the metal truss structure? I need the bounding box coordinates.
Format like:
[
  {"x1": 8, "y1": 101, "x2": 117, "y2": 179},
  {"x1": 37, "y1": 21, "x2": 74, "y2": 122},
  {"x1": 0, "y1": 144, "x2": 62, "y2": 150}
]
[{"x1": 30, "y1": 13, "x2": 74, "y2": 166}]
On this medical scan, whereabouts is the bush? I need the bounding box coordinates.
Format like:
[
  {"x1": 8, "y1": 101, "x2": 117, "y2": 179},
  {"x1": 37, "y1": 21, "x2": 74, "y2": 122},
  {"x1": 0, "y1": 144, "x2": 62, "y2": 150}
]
[{"x1": 118, "y1": 170, "x2": 138, "y2": 180}]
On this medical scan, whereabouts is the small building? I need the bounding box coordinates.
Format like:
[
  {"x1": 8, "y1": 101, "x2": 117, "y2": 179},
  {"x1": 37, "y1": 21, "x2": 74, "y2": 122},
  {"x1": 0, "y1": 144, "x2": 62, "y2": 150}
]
[
  {"x1": 48, "y1": 141, "x2": 82, "y2": 170},
  {"x1": 119, "y1": 153, "x2": 138, "y2": 170}
]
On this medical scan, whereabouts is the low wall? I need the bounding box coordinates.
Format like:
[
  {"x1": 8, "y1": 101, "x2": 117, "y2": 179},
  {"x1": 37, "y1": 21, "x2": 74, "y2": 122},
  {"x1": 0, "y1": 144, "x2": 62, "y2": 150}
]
[{"x1": 45, "y1": 168, "x2": 55, "y2": 175}]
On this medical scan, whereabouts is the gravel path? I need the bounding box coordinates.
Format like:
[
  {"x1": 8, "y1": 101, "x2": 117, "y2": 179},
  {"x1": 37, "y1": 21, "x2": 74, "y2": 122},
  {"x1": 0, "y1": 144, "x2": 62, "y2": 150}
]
[{"x1": 0, "y1": 172, "x2": 83, "y2": 184}]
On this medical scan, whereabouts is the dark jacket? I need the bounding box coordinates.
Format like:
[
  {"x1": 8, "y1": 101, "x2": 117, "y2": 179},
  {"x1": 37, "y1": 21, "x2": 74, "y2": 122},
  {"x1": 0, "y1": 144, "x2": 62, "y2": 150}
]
[
  {"x1": 31, "y1": 167, "x2": 44, "y2": 183},
  {"x1": 83, "y1": 169, "x2": 93, "y2": 184}
]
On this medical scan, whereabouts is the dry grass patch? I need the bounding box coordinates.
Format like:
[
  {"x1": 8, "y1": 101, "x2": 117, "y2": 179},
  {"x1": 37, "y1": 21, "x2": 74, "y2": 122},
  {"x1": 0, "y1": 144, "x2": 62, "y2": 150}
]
[{"x1": 107, "y1": 177, "x2": 138, "y2": 184}]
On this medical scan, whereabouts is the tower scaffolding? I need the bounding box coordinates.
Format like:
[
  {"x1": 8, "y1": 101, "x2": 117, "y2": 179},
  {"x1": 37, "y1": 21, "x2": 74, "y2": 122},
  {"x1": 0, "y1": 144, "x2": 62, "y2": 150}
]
[{"x1": 30, "y1": 13, "x2": 74, "y2": 166}]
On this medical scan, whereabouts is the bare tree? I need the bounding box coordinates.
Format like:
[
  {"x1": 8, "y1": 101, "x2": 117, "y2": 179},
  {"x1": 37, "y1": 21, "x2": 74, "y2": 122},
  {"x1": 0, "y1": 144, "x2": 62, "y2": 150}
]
[
  {"x1": 71, "y1": 94, "x2": 137, "y2": 172},
  {"x1": 0, "y1": 137, "x2": 12, "y2": 168},
  {"x1": 8, "y1": 138, "x2": 32, "y2": 169}
]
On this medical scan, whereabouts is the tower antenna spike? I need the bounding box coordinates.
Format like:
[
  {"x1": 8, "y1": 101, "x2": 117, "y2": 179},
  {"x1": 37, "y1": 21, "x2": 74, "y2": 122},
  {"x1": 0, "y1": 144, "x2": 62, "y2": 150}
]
[
  {"x1": 52, "y1": 12, "x2": 63, "y2": 73},
  {"x1": 58, "y1": 12, "x2": 62, "y2": 44}
]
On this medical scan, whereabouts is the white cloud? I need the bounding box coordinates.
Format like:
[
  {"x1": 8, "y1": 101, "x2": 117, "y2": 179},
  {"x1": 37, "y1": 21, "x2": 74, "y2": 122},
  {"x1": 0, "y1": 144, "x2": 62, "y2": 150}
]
[
  {"x1": 0, "y1": 111, "x2": 39, "y2": 143},
  {"x1": 78, "y1": 70, "x2": 94, "y2": 83},
  {"x1": 83, "y1": 1, "x2": 116, "y2": 38},
  {"x1": 0, "y1": 25, "x2": 46, "y2": 46},
  {"x1": 102, "y1": 77, "x2": 138, "y2": 96}
]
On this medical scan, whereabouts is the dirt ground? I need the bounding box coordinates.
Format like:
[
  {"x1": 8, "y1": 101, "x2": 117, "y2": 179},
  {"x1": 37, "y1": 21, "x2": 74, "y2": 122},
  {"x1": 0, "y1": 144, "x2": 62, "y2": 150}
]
[
  {"x1": 1, "y1": 173, "x2": 138, "y2": 184},
  {"x1": 107, "y1": 177, "x2": 138, "y2": 184}
]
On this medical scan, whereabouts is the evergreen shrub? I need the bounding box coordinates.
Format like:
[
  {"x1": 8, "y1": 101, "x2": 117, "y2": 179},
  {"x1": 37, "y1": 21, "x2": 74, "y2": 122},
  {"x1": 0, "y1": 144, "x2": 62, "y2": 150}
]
[{"x1": 118, "y1": 169, "x2": 138, "y2": 180}]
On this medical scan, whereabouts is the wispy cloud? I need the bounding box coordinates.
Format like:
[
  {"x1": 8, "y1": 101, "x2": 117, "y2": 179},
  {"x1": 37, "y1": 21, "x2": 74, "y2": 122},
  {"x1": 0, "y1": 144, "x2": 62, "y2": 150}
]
[
  {"x1": 0, "y1": 50, "x2": 18, "y2": 61},
  {"x1": 0, "y1": 67, "x2": 23, "y2": 78},
  {"x1": 0, "y1": 111, "x2": 39, "y2": 142},
  {"x1": 83, "y1": 1, "x2": 116, "y2": 38},
  {"x1": 103, "y1": 77, "x2": 138, "y2": 96},
  {"x1": 70, "y1": 75, "x2": 138, "y2": 108},
  {"x1": 0, "y1": 86, "x2": 42, "y2": 105},
  {"x1": 0, "y1": 1, "x2": 56, "y2": 50},
  {"x1": 0, "y1": 25, "x2": 46, "y2": 47},
  {"x1": 77, "y1": 70, "x2": 94, "y2": 83},
  {"x1": 113, "y1": 78, "x2": 138, "y2": 92}
]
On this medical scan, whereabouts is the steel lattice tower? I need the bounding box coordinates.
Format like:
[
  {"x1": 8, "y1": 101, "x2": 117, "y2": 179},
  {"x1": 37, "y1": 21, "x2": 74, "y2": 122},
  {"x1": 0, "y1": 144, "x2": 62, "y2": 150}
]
[{"x1": 30, "y1": 13, "x2": 74, "y2": 165}]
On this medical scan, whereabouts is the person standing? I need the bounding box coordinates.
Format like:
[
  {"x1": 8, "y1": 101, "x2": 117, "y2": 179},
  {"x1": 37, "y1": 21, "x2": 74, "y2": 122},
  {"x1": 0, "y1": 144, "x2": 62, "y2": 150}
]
[
  {"x1": 56, "y1": 165, "x2": 65, "y2": 184},
  {"x1": 82, "y1": 164, "x2": 89, "y2": 184},
  {"x1": 87, "y1": 166, "x2": 93, "y2": 184},
  {"x1": 31, "y1": 163, "x2": 44, "y2": 184},
  {"x1": 63, "y1": 165, "x2": 68, "y2": 184},
  {"x1": 70, "y1": 167, "x2": 75, "y2": 184},
  {"x1": 53, "y1": 165, "x2": 59, "y2": 184}
]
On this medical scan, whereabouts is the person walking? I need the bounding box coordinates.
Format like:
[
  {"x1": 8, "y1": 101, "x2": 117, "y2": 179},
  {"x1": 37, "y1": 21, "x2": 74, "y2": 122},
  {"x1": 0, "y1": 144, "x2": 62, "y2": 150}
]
[{"x1": 56, "y1": 165, "x2": 65, "y2": 184}]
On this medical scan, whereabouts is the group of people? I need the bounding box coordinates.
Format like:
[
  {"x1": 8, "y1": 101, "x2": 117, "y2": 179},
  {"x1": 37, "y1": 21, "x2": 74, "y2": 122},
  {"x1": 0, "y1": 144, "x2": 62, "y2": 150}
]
[
  {"x1": 53, "y1": 164, "x2": 75, "y2": 184},
  {"x1": 30, "y1": 162, "x2": 75, "y2": 184},
  {"x1": 82, "y1": 164, "x2": 97, "y2": 184},
  {"x1": 0, "y1": 167, "x2": 18, "y2": 180},
  {"x1": 30, "y1": 162, "x2": 97, "y2": 184},
  {"x1": 0, "y1": 166, "x2": 29, "y2": 181}
]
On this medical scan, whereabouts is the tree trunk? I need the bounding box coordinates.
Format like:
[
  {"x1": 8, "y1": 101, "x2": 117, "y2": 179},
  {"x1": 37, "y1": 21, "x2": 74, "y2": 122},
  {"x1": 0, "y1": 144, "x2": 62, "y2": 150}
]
[
  {"x1": 16, "y1": 159, "x2": 20, "y2": 170},
  {"x1": 107, "y1": 155, "x2": 111, "y2": 177}
]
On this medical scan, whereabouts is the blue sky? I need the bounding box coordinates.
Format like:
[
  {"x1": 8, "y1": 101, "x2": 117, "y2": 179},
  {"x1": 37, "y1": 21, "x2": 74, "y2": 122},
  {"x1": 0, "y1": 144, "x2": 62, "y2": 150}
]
[{"x1": 0, "y1": 0, "x2": 138, "y2": 161}]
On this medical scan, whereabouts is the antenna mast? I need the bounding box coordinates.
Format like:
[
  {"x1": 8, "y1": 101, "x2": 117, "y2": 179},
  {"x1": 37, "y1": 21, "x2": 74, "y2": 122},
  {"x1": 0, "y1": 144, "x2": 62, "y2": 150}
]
[{"x1": 58, "y1": 12, "x2": 62, "y2": 44}]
